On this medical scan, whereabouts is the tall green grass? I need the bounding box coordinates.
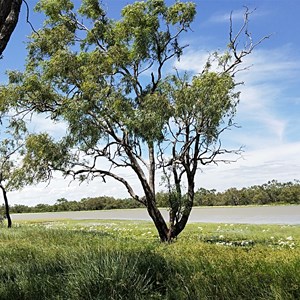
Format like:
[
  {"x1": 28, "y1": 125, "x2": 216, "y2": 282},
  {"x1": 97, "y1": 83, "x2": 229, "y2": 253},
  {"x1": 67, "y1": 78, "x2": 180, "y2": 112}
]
[{"x1": 0, "y1": 221, "x2": 299, "y2": 299}]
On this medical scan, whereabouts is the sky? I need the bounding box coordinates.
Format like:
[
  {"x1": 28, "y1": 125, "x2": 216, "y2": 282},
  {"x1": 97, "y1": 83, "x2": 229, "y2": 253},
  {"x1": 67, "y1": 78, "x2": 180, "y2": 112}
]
[{"x1": 1, "y1": 0, "x2": 300, "y2": 206}]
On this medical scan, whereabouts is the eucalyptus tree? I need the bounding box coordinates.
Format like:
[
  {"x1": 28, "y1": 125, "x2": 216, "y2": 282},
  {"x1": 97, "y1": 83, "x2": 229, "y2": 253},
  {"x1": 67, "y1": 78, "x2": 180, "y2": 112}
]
[{"x1": 0, "y1": 0, "x2": 268, "y2": 241}]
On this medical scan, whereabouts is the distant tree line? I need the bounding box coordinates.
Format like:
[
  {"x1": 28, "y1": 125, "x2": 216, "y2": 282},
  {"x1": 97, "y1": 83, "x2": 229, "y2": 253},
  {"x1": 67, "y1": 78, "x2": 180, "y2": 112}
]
[
  {"x1": 194, "y1": 180, "x2": 300, "y2": 206},
  {"x1": 9, "y1": 196, "x2": 144, "y2": 214},
  {"x1": 157, "y1": 180, "x2": 300, "y2": 207},
  {"x1": 6, "y1": 180, "x2": 300, "y2": 214}
]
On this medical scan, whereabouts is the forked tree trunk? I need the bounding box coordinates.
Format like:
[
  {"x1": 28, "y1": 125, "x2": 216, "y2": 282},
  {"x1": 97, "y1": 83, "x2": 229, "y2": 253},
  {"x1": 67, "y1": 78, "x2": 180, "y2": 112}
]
[
  {"x1": 158, "y1": 179, "x2": 195, "y2": 242},
  {"x1": 0, "y1": 185, "x2": 12, "y2": 228},
  {"x1": 146, "y1": 190, "x2": 195, "y2": 242},
  {"x1": 0, "y1": 0, "x2": 22, "y2": 56},
  {"x1": 172, "y1": 180, "x2": 195, "y2": 238}
]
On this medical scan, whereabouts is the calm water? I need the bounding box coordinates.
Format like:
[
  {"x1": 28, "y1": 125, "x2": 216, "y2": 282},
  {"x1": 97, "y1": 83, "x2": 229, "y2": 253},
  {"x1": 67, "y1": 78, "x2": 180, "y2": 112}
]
[{"x1": 11, "y1": 205, "x2": 300, "y2": 224}]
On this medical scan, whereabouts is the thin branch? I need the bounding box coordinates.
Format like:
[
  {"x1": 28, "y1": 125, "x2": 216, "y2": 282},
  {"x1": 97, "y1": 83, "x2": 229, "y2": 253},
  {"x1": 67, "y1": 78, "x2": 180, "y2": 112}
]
[
  {"x1": 224, "y1": 6, "x2": 271, "y2": 75},
  {"x1": 69, "y1": 168, "x2": 141, "y2": 203},
  {"x1": 22, "y1": 0, "x2": 39, "y2": 35}
]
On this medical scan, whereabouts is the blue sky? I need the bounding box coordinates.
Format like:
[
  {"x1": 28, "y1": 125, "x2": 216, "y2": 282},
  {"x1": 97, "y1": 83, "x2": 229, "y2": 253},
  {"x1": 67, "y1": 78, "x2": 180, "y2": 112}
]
[{"x1": 1, "y1": 0, "x2": 300, "y2": 205}]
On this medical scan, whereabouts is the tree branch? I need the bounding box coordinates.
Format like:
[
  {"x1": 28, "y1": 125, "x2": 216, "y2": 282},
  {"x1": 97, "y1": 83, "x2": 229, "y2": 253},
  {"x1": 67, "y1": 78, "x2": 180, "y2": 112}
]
[
  {"x1": 224, "y1": 6, "x2": 271, "y2": 75},
  {"x1": 0, "y1": 0, "x2": 22, "y2": 57}
]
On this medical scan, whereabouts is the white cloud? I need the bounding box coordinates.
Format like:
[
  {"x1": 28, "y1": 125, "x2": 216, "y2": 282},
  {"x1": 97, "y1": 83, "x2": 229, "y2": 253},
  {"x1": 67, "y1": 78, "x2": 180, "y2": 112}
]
[
  {"x1": 198, "y1": 141, "x2": 300, "y2": 191},
  {"x1": 175, "y1": 45, "x2": 300, "y2": 145},
  {"x1": 26, "y1": 113, "x2": 67, "y2": 139},
  {"x1": 175, "y1": 46, "x2": 300, "y2": 84},
  {"x1": 174, "y1": 49, "x2": 210, "y2": 74},
  {"x1": 208, "y1": 9, "x2": 248, "y2": 24},
  {"x1": 8, "y1": 140, "x2": 300, "y2": 205},
  {"x1": 236, "y1": 84, "x2": 286, "y2": 142},
  {"x1": 236, "y1": 48, "x2": 300, "y2": 143},
  {"x1": 237, "y1": 46, "x2": 300, "y2": 84},
  {"x1": 207, "y1": 8, "x2": 268, "y2": 24},
  {"x1": 8, "y1": 152, "x2": 145, "y2": 206}
]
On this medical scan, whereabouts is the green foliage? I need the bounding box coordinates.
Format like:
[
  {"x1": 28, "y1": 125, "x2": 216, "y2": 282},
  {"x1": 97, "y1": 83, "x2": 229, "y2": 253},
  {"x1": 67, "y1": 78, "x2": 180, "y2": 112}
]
[
  {"x1": 128, "y1": 92, "x2": 171, "y2": 142},
  {"x1": 78, "y1": 0, "x2": 105, "y2": 20},
  {"x1": 35, "y1": 0, "x2": 74, "y2": 22},
  {"x1": 169, "y1": 71, "x2": 238, "y2": 144},
  {"x1": 22, "y1": 133, "x2": 71, "y2": 183},
  {"x1": 0, "y1": 119, "x2": 28, "y2": 191}
]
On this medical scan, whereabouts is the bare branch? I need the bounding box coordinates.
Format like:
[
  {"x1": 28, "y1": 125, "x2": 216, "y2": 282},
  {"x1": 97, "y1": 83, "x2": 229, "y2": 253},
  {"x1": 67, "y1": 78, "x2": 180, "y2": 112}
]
[
  {"x1": 22, "y1": 0, "x2": 39, "y2": 35},
  {"x1": 69, "y1": 168, "x2": 142, "y2": 203},
  {"x1": 224, "y1": 6, "x2": 271, "y2": 75}
]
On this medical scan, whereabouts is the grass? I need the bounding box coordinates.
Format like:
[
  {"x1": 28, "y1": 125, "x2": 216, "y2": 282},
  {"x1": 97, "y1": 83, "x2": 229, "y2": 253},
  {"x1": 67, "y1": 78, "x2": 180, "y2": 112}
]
[{"x1": 0, "y1": 220, "x2": 299, "y2": 299}]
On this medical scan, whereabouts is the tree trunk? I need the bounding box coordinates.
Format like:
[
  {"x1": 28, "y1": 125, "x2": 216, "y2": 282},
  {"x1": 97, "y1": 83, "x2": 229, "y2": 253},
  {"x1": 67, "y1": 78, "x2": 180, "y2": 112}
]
[
  {"x1": 145, "y1": 177, "x2": 196, "y2": 242},
  {"x1": 0, "y1": 185, "x2": 12, "y2": 228},
  {"x1": 0, "y1": 0, "x2": 22, "y2": 57},
  {"x1": 171, "y1": 179, "x2": 195, "y2": 240},
  {"x1": 146, "y1": 198, "x2": 169, "y2": 242}
]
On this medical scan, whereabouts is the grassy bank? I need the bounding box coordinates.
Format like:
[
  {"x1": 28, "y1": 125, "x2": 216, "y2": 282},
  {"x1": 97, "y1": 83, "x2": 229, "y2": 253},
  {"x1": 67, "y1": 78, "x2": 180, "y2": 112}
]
[{"x1": 0, "y1": 220, "x2": 299, "y2": 299}]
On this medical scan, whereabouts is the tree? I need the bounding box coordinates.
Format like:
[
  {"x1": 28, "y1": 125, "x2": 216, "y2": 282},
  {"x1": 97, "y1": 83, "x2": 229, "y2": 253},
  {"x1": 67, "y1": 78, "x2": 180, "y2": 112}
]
[
  {"x1": 194, "y1": 188, "x2": 217, "y2": 206},
  {"x1": 0, "y1": 119, "x2": 27, "y2": 227},
  {"x1": 0, "y1": 0, "x2": 22, "y2": 57},
  {"x1": 0, "y1": 0, "x2": 268, "y2": 241}
]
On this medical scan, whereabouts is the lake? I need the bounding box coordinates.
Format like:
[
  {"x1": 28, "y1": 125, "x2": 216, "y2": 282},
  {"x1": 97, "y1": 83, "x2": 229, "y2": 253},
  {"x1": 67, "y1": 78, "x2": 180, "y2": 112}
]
[{"x1": 11, "y1": 205, "x2": 300, "y2": 224}]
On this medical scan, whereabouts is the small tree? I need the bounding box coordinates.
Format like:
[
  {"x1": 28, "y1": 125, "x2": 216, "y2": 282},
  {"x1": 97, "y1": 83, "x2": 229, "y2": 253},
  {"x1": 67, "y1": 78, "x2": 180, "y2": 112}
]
[
  {"x1": 0, "y1": 118, "x2": 27, "y2": 227},
  {"x1": 1, "y1": 0, "x2": 268, "y2": 241}
]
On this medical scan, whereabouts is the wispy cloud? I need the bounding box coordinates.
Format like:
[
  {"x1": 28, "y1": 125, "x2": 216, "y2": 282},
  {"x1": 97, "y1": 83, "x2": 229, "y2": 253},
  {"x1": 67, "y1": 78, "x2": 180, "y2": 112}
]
[
  {"x1": 26, "y1": 113, "x2": 68, "y2": 139},
  {"x1": 238, "y1": 46, "x2": 300, "y2": 84},
  {"x1": 198, "y1": 141, "x2": 300, "y2": 191},
  {"x1": 236, "y1": 47, "x2": 300, "y2": 143},
  {"x1": 175, "y1": 45, "x2": 300, "y2": 145},
  {"x1": 174, "y1": 49, "x2": 210, "y2": 74},
  {"x1": 208, "y1": 9, "x2": 247, "y2": 24},
  {"x1": 207, "y1": 8, "x2": 268, "y2": 24}
]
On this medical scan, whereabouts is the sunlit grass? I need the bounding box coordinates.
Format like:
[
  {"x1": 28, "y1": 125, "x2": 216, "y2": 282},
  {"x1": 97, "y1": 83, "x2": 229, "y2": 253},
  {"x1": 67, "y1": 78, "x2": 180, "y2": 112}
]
[
  {"x1": 0, "y1": 220, "x2": 299, "y2": 299},
  {"x1": 13, "y1": 219, "x2": 300, "y2": 248}
]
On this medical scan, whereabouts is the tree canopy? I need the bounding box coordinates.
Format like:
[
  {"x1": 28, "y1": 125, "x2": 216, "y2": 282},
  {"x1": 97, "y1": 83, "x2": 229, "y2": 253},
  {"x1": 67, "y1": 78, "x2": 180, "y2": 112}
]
[{"x1": 0, "y1": 0, "x2": 268, "y2": 241}]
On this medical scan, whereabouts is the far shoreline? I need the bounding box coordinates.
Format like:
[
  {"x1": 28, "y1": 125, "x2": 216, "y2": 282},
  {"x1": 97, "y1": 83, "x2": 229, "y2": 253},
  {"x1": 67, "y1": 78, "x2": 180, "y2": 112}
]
[{"x1": 11, "y1": 205, "x2": 300, "y2": 225}]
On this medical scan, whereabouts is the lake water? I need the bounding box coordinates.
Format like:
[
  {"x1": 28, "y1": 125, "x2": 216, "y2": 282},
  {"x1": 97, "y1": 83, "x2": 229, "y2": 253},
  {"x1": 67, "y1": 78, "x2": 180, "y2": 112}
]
[{"x1": 11, "y1": 205, "x2": 300, "y2": 225}]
